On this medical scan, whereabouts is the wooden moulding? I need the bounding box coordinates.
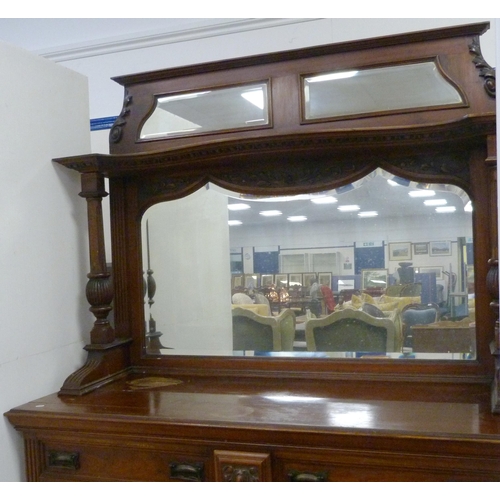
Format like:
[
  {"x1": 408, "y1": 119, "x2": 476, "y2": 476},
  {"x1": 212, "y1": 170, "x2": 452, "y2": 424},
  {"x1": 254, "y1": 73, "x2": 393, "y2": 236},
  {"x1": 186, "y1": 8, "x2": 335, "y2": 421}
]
[{"x1": 58, "y1": 338, "x2": 132, "y2": 396}]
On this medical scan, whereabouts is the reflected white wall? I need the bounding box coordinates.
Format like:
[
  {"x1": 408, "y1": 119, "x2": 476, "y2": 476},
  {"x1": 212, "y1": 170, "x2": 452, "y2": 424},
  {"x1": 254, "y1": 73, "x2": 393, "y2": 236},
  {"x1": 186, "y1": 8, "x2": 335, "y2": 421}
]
[{"x1": 143, "y1": 187, "x2": 232, "y2": 351}]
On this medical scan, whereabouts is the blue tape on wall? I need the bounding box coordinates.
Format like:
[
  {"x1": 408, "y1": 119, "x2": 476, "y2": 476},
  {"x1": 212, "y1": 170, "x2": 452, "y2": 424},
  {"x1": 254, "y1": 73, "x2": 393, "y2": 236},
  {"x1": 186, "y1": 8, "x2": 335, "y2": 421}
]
[{"x1": 90, "y1": 116, "x2": 118, "y2": 131}]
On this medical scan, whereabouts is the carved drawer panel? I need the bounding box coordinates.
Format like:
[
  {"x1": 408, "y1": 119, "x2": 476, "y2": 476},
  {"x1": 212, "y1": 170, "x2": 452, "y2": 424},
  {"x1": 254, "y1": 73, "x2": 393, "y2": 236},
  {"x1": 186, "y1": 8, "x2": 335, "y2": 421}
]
[{"x1": 214, "y1": 450, "x2": 272, "y2": 482}]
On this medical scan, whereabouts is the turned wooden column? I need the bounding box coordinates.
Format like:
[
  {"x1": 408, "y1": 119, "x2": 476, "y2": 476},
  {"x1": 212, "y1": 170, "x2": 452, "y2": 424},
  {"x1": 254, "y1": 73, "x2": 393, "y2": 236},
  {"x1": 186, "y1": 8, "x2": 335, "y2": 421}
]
[
  {"x1": 485, "y1": 134, "x2": 500, "y2": 413},
  {"x1": 80, "y1": 171, "x2": 114, "y2": 345}
]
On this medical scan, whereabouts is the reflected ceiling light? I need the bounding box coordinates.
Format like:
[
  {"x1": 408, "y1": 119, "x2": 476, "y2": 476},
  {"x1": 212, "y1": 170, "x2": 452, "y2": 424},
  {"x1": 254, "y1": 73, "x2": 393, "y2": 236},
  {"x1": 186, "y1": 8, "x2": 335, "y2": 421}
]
[
  {"x1": 337, "y1": 205, "x2": 360, "y2": 212},
  {"x1": 435, "y1": 206, "x2": 456, "y2": 213},
  {"x1": 408, "y1": 190, "x2": 436, "y2": 197},
  {"x1": 307, "y1": 70, "x2": 359, "y2": 83},
  {"x1": 311, "y1": 196, "x2": 337, "y2": 204},
  {"x1": 464, "y1": 201, "x2": 473, "y2": 212},
  {"x1": 259, "y1": 210, "x2": 282, "y2": 217},
  {"x1": 287, "y1": 216, "x2": 307, "y2": 222},
  {"x1": 241, "y1": 89, "x2": 264, "y2": 109},
  {"x1": 387, "y1": 176, "x2": 411, "y2": 187},
  {"x1": 424, "y1": 199, "x2": 447, "y2": 206},
  {"x1": 228, "y1": 220, "x2": 243, "y2": 226},
  {"x1": 228, "y1": 203, "x2": 251, "y2": 211},
  {"x1": 358, "y1": 211, "x2": 378, "y2": 218},
  {"x1": 158, "y1": 91, "x2": 210, "y2": 103}
]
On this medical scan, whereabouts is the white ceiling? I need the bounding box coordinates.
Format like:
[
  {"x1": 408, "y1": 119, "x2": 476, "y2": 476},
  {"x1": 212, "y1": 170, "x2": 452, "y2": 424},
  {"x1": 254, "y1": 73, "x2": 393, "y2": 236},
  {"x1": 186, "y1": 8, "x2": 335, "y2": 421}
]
[{"x1": 221, "y1": 171, "x2": 471, "y2": 227}]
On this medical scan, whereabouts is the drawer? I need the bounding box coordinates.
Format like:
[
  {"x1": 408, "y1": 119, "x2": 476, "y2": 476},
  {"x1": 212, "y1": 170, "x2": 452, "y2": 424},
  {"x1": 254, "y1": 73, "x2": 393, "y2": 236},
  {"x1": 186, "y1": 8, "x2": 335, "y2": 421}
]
[
  {"x1": 37, "y1": 440, "x2": 211, "y2": 482},
  {"x1": 274, "y1": 450, "x2": 500, "y2": 482}
]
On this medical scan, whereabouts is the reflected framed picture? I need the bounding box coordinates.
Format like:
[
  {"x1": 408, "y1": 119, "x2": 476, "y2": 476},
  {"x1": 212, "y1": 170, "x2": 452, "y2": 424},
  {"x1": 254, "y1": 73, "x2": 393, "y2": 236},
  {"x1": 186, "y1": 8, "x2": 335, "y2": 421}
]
[
  {"x1": 261, "y1": 274, "x2": 274, "y2": 287},
  {"x1": 318, "y1": 272, "x2": 332, "y2": 288},
  {"x1": 302, "y1": 273, "x2": 317, "y2": 288},
  {"x1": 417, "y1": 266, "x2": 443, "y2": 279},
  {"x1": 413, "y1": 242, "x2": 429, "y2": 255},
  {"x1": 232, "y1": 274, "x2": 244, "y2": 289},
  {"x1": 289, "y1": 273, "x2": 303, "y2": 286},
  {"x1": 361, "y1": 268, "x2": 388, "y2": 289},
  {"x1": 430, "y1": 240, "x2": 452, "y2": 256},
  {"x1": 244, "y1": 274, "x2": 259, "y2": 289},
  {"x1": 274, "y1": 274, "x2": 288, "y2": 288},
  {"x1": 388, "y1": 242, "x2": 412, "y2": 261}
]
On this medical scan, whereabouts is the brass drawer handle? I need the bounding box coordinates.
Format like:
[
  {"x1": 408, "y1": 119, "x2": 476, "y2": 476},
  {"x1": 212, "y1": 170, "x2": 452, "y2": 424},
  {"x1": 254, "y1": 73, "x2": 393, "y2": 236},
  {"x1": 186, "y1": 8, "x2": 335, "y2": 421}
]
[
  {"x1": 169, "y1": 462, "x2": 204, "y2": 482},
  {"x1": 287, "y1": 469, "x2": 328, "y2": 482},
  {"x1": 48, "y1": 451, "x2": 80, "y2": 470}
]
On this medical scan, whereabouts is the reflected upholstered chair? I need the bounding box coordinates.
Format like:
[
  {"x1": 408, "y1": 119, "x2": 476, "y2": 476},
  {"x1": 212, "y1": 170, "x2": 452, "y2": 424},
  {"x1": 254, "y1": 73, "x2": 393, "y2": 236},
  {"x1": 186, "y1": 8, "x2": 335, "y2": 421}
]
[
  {"x1": 232, "y1": 307, "x2": 296, "y2": 352},
  {"x1": 401, "y1": 303, "x2": 440, "y2": 348},
  {"x1": 305, "y1": 308, "x2": 396, "y2": 352},
  {"x1": 232, "y1": 292, "x2": 253, "y2": 305}
]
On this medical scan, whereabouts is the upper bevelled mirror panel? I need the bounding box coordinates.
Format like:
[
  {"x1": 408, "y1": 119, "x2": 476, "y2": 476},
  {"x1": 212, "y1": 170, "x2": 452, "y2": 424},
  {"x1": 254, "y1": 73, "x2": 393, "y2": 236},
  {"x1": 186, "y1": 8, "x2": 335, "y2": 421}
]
[
  {"x1": 140, "y1": 82, "x2": 270, "y2": 140},
  {"x1": 303, "y1": 61, "x2": 465, "y2": 121}
]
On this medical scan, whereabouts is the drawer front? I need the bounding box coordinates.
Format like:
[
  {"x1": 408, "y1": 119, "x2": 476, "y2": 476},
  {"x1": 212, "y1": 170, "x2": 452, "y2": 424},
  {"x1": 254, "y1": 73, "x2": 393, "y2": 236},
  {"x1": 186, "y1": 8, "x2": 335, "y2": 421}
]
[
  {"x1": 274, "y1": 450, "x2": 500, "y2": 482},
  {"x1": 34, "y1": 438, "x2": 211, "y2": 482},
  {"x1": 214, "y1": 450, "x2": 272, "y2": 482}
]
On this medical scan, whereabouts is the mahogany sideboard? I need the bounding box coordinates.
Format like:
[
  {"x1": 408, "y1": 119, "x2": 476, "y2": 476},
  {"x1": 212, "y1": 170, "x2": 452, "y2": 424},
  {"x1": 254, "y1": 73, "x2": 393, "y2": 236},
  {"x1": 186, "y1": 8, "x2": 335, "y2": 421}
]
[
  {"x1": 6, "y1": 22, "x2": 500, "y2": 481},
  {"x1": 6, "y1": 376, "x2": 500, "y2": 481}
]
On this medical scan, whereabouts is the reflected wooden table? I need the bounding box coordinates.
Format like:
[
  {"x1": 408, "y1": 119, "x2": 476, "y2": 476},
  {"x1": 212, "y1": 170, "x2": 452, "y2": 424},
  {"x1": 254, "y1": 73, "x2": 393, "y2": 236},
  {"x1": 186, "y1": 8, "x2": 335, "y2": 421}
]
[{"x1": 411, "y1": 320, "x2": 475, "y2": 355}]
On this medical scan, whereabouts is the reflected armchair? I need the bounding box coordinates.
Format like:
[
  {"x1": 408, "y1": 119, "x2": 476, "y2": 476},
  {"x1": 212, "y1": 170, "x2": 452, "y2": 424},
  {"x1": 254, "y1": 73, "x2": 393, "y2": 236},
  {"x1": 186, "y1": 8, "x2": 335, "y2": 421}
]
[
  {"x1": 305, "y1": 308, "x2": 396, "y2": 352},
  {"x1": 232, "y1": 307, "x2": 296, "y2": 352},
  {"x1": 401, "y1": 303, "x2": 440, "y2": 349}
]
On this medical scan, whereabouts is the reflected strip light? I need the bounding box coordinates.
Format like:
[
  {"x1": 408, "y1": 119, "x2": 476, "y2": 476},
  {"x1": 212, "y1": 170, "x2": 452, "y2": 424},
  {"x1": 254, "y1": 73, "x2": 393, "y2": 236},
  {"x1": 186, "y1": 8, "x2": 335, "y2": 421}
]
[
  {"x1": 358, "y1": 211, "x2": 378, "y2": 218},
  {"x1": 228, "y1": 203, "x2": 250, "y2": 211},
  {"x1": 311, "y1": 196, "x2": 337, "y2": 204},
  {"x1": 158, "y1": 91, "x2": 210, "y2": 103},
  {"x1": 424, "y1": 199, "x2": 447, "y2": 206},
  {"x1": 307, "y1": 70, "x2": 359, "y2": 83},
  {"x1": 287, "y1": 216, "x2": 307, "y2": 222},
  {"x1": 228, "y1": 220, "x2": 242, "y2": 226},
  {"x1": 337, "y1": 205, "x2": 360, "y2": 212},
  {"x1": 409, "y1": 190, "x2": 436, "y2": 197},
  {"x1": 436, "y1": 206, "x2": 456, "y2": 213},
  {"x1": 259, "y1": 210, "x2": 282, "y2": 217}
]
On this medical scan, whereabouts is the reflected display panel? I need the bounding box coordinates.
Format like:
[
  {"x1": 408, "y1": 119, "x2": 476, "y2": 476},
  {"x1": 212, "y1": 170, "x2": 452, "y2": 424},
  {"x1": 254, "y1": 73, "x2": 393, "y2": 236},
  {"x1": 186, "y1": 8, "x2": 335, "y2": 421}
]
[{"x1": 142, "y1": 168, "x2": 475, "y2": 360}]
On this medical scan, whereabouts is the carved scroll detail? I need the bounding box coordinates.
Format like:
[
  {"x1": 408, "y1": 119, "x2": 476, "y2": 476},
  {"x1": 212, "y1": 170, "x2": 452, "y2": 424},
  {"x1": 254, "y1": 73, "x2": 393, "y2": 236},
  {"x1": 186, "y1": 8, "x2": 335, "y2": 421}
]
[
  {"x1": 109, "y1": 93, "x2": 132, "y2": 144},
  {"x1": 469, "y1": 35, "x2": 496, "y2": 98}
]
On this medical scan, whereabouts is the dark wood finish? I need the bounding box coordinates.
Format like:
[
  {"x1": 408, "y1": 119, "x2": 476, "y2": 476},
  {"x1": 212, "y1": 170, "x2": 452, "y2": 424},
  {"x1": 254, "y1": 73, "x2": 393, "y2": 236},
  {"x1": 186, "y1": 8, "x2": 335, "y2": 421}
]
[
  {"x1": 5, "y1": 22, "x2": 500, "y2": 481},
  {"x1": 214, "y1": 450, "x2": 272, "y2": 482},
  {"x1": 6, "y1": 376, "x2": 500, "y2": 481}
]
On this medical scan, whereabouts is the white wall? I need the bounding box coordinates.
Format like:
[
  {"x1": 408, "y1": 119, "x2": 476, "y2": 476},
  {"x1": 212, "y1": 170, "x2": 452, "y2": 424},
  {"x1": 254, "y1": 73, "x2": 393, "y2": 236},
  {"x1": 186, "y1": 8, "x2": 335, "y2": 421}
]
[{"x1": 0, "y1": 42, "x2": 91, "y2": 481}]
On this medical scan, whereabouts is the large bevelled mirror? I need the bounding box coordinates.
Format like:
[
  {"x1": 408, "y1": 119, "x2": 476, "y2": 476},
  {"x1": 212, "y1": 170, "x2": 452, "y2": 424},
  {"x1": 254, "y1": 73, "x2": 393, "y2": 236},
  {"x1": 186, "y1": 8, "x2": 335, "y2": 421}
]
[{"x1": 142, "y1": 167, "x2": 475, "y2": 360}]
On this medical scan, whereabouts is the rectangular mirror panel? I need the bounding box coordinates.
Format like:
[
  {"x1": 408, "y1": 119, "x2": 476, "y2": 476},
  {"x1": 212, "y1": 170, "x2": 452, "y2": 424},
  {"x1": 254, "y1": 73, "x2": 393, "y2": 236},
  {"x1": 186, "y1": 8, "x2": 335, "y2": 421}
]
[
  {"x1": 303, "y1": 61, "x2": 465, "y2": 121},
  {"x1": 140, "y1": 82, "x2": 270, "y2": 139}
]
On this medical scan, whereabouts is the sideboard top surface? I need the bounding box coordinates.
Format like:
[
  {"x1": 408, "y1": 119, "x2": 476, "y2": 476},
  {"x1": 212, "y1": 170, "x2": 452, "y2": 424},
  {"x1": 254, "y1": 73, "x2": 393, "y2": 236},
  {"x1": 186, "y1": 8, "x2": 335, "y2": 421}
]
[{"x1": 6, "y1": 376, "x2": 500, "y2": 444}]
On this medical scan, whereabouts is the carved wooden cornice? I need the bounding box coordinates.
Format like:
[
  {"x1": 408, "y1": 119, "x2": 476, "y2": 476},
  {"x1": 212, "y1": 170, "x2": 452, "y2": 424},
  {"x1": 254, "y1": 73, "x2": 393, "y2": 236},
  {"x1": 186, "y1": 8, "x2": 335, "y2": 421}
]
[{"x1": 57, "y1": 115, "x2": 495, "y2": 177}]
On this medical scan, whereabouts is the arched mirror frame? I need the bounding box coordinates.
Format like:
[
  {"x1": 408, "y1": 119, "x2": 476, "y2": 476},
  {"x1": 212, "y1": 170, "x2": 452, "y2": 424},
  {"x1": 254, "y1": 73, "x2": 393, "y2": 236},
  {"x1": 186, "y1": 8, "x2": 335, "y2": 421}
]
[{"x1": 55, "y1": 23, "x2": 498, "y2": 409}]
